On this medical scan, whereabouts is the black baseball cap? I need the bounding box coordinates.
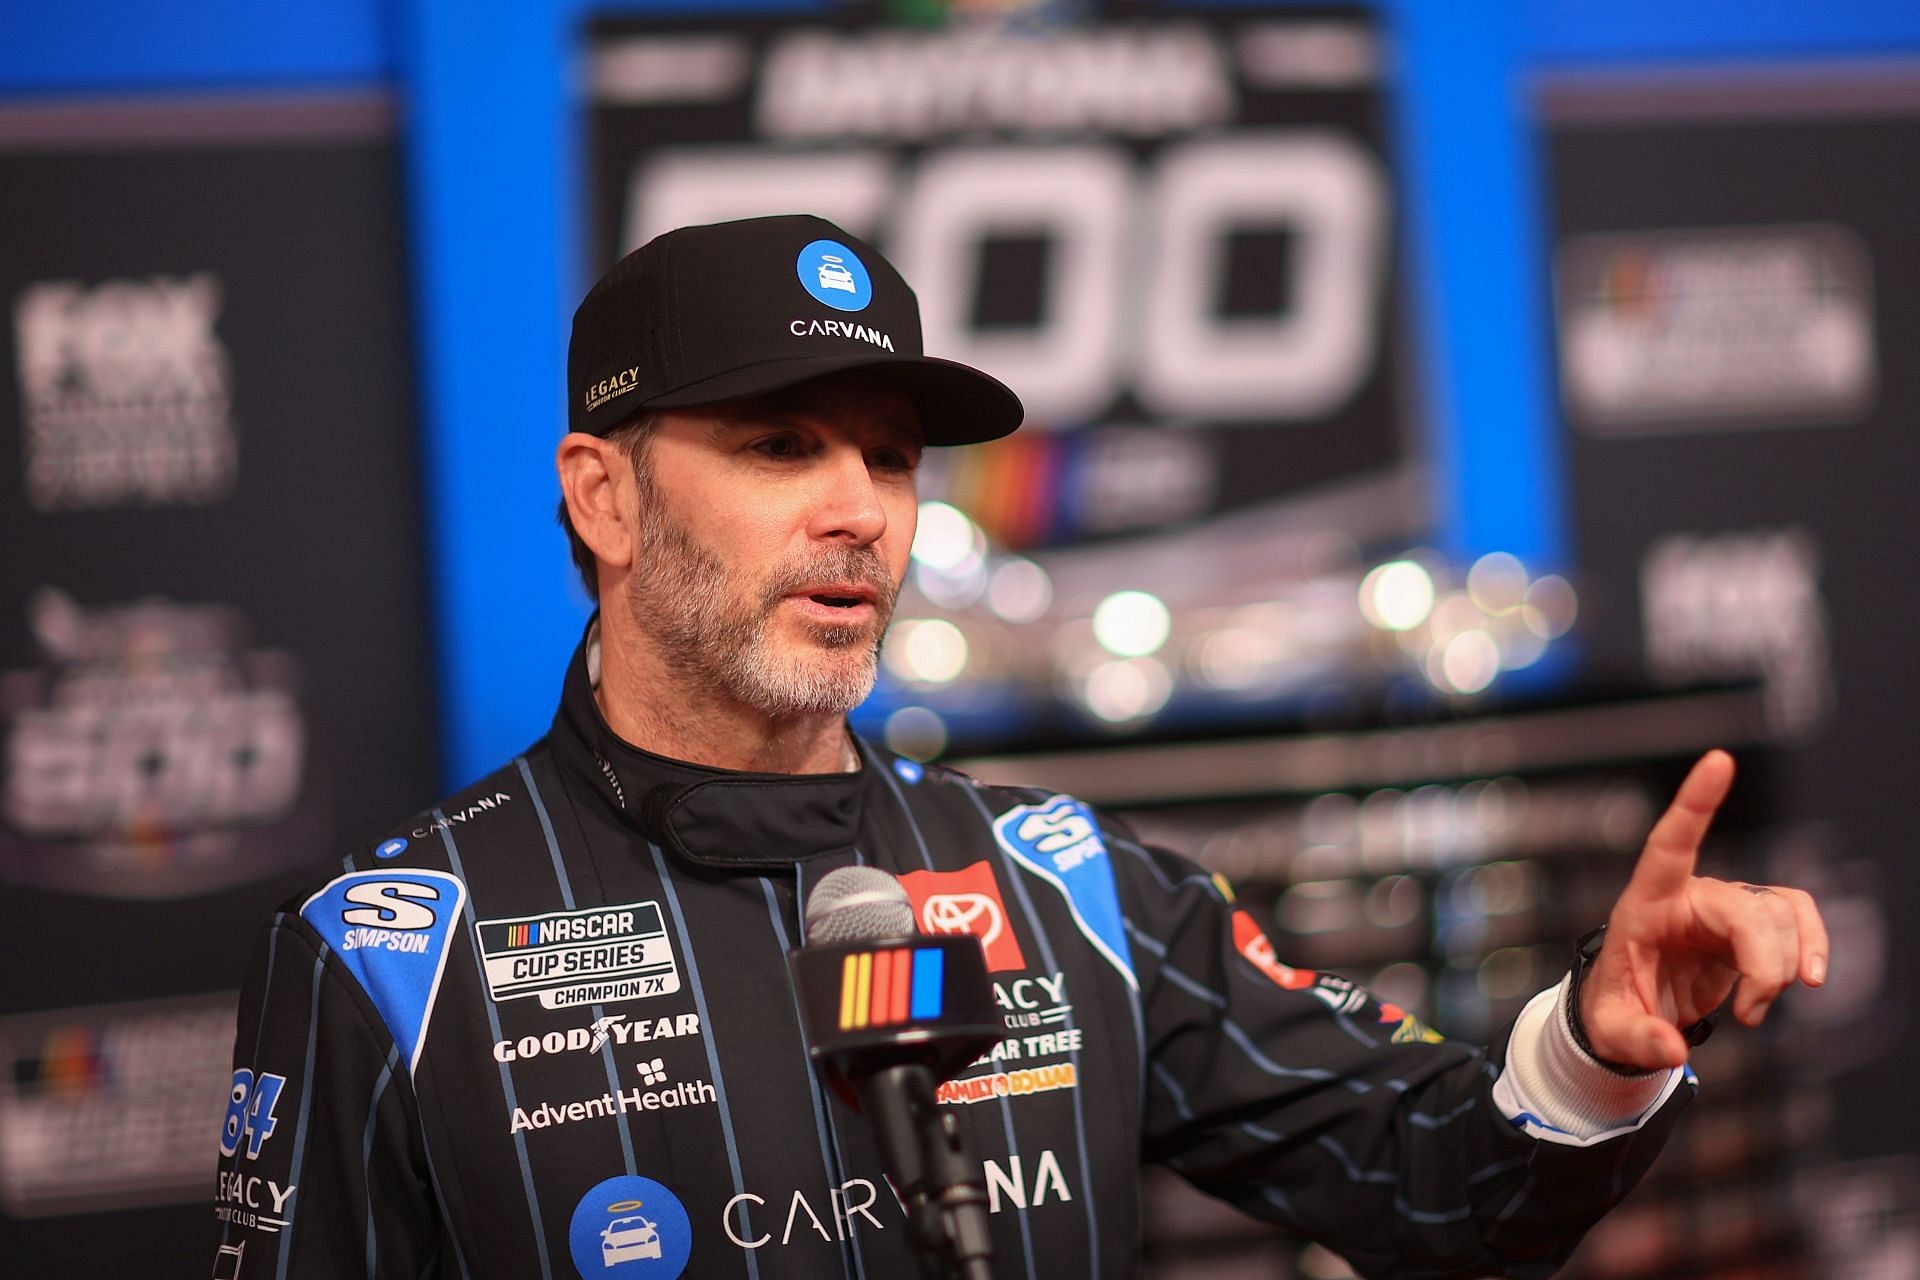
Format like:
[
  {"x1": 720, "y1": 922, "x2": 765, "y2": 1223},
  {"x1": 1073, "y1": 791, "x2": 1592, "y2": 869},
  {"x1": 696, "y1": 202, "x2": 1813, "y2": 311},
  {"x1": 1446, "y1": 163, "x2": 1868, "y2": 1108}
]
[{"x1": 568, "y1": 214, "x2": 1025, "y2": 445}]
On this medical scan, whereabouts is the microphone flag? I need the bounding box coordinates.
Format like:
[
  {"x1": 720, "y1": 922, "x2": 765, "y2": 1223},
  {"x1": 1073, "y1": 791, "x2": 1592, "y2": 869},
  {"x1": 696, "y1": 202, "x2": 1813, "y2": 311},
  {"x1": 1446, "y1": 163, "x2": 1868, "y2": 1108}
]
[{"x1": 789, "y1": 934, "x2": 1000, "y2": 1085}]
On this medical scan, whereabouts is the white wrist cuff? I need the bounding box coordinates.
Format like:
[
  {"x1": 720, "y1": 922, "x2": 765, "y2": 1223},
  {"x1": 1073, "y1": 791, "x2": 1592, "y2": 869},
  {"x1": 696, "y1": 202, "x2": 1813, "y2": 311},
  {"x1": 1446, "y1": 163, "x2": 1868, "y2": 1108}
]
[{"x1": 1491, "y1": 976, "x2": 1684, "y2": 1146}]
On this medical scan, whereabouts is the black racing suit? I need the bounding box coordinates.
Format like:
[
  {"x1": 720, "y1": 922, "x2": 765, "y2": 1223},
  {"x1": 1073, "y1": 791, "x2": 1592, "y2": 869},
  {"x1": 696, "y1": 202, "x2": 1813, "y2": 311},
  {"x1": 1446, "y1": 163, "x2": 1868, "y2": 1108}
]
[{"x1": 211, "y1": 631, "x2": 1692, "y2": 1279}]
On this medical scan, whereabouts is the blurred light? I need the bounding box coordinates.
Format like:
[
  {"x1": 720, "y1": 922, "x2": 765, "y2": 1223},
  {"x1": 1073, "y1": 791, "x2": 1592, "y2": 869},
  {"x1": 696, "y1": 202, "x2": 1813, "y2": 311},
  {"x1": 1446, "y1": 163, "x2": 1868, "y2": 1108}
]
[
  {"x1": 914, "y1": 559, "x2": 986, "y2": 610},
  {"x1": 904, "y1": 619, "x2": 968, "y2": 683},
  {"x1": 1438, "y1": 629, "x2": 1500, "y2": 694},
  {"x1": 1477, "y1": 946, "x2": 1543, "y2": 1002},
  {"x1": 1467, "y1": 552, "x2": 1529, "y2": 615},
  {"x1": 1523, "y1": 575, "x2": 1578, "y2": 639},
  {"x1": 881, "y1": 629, "x2": 913, "y2": 681},
  {"x1": 1427, "y1": 591, "x2": 1483, "y2": 644},
  {"x1": 1091, "y1": 591, "x2": 1172, "y2": 657},
  {"x1": 1301, "y1": 529, "x2": 1361, "y2": 573},
  {"x1": 1359, "y1": 560, "x2": 1434, "y2": 631},
  {"x1": 1300, "y1": 792, "x2": 1358, "y2": 847},
  {"x1": 883, "y1": 619, "x2": 968, "y2": 684},
  {"x1": 911, "y1": 501, "x2": 978, "y2": 571},
  {"x1": 1195, "y1": 627, "x2": 1271, "y2": 691},
  {"x1": 986, "y1": 558, "x2": 1052, "y2": 623},
  {"x1": 1083, "y1": 657, "x2": 1172, "y2": 722},
  {"x1": 1370, "y1": 961, "x2": 1431, "y2": 1015},
  {"x1": 883, "y1": 706, "x2": 948, "y2": 761},
  {"x1": 1469, "y1": 861, "x2": 1537, "y2": 915},
  {"x1": 1279, "y1": 880, "x2": 1362, "y2": 935},
  {"x1": 1364, "y1": 875, "x2": 1422, "y2": 928},
  {"x1": 1501, "y1": 624, "x2": 1547, "y2": 670}
]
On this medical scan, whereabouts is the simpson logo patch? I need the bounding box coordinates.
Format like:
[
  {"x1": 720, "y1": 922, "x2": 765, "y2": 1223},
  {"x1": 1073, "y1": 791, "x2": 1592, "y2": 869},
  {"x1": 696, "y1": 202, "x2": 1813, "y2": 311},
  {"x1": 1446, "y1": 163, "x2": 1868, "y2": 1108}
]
[
  {"x1": 474, "y1": 901, "x2": 681, "y2": 1010},
  {"x1": 300, "y1": 869, "x2": 467, "y2": 1075},
  {"x1": 991, "y1": 795, "x2": 1135, "y2": 990}
]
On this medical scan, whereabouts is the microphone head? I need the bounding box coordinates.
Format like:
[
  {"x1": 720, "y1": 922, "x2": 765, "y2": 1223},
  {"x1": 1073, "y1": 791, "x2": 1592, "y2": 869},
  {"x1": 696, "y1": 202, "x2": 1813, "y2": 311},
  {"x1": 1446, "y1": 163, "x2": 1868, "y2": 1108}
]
[{"x1": 806, "y1": 866, "x2": 916, "y2": 944}]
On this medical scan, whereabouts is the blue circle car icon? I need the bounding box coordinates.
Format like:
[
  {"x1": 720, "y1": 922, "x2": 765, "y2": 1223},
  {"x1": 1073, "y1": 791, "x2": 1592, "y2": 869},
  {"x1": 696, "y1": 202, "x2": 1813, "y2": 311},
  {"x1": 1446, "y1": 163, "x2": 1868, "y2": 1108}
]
[
  {"x1": 815, "y1": 254, "x2": 858, "y2": 294},
  {"x1": 601, "y1": 1213, "x2": 663, "y2": 1266}
]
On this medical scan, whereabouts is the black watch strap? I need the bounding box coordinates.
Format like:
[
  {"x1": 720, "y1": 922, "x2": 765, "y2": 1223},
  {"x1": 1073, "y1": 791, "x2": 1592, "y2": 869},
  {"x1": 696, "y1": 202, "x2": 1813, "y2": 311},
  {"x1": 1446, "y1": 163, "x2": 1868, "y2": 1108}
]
[{"x1": 1566, "y1": 926, "x2": 1718, "y2": 1077}]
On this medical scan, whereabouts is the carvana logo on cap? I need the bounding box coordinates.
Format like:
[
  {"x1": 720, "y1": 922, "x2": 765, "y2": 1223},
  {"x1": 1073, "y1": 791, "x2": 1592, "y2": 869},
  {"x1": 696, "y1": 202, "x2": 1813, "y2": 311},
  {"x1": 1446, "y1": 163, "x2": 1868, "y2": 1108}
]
[{"x1": 797, "y1": 240, "x2": 873, "y2": 312}]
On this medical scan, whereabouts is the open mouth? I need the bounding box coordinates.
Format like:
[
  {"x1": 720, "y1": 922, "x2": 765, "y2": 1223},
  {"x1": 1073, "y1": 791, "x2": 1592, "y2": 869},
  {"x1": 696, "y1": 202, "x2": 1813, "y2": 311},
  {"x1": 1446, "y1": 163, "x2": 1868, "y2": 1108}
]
[{"x1": 809, "y1": 593, "x2": 866, "y2": 608}]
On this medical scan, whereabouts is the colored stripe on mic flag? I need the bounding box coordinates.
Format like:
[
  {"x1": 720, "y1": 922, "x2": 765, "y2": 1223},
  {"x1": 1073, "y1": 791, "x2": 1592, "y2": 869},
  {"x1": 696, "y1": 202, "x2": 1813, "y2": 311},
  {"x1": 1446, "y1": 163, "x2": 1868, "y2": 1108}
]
[{"x1": 836, "y1": 947, "x2": 946, "y2": 1030}]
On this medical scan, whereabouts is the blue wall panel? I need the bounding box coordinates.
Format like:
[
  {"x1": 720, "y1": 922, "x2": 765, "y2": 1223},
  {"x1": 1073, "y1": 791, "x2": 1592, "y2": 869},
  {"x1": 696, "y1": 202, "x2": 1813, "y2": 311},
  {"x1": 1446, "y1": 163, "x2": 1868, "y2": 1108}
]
[
  {"x1": 0, "y1": 1, "x2": 392, "y2": 91},
  {"x1": 1525, "y1": 1, "x2": 1920, "y2": 65}
]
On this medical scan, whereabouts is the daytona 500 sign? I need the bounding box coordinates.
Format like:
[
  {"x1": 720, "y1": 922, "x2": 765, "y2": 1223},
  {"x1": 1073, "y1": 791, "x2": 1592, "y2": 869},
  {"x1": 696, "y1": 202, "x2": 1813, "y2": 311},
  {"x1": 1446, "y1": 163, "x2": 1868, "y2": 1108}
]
[{"x1": 585, "y1": 3, "x2": 1410, "y2": 549}]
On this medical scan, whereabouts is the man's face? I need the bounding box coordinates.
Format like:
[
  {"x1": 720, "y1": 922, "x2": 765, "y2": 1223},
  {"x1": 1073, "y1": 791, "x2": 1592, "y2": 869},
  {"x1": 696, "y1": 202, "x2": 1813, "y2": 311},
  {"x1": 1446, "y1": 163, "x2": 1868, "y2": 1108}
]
[{"x1": 623, "y1": 374, "x2": 923, "y2": 719}]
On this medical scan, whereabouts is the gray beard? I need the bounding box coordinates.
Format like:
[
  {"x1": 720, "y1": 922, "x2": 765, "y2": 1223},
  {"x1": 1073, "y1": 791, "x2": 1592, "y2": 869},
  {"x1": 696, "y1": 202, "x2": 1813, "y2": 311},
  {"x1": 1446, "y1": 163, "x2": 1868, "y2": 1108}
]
[{"x1": 623, "y1": 491, "x2": 897, "y2": 718}]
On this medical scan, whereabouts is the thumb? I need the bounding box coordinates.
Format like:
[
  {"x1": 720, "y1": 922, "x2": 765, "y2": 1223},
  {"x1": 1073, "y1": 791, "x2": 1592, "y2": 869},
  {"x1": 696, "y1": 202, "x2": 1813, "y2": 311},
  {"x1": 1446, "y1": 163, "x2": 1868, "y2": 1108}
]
[
  {"x1": 1587, "y1": 1003, "x2": 1691, "y2": 1071},
  {"x1": 1624, "y1": 750, "x2": 1734, "y2": 902}
]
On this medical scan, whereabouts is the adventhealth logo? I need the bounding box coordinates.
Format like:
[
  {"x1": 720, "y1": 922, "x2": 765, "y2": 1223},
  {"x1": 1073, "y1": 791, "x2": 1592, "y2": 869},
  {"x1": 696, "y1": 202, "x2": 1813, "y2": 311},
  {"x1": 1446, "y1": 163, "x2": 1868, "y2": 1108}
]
[
  {"x1": 509, "y1": 1068, "x2": 716, "y2": 1134},
  {"x1": 796, "y1": 239, "x2": 874, "y2": 311}
]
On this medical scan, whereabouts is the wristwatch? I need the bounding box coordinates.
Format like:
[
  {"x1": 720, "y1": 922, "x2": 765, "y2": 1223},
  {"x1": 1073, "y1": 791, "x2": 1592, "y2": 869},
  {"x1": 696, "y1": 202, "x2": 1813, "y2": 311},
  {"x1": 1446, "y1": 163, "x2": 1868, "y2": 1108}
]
[{"x1": 1566, "y1": 926, "x2": 1719, "y2": 1076}]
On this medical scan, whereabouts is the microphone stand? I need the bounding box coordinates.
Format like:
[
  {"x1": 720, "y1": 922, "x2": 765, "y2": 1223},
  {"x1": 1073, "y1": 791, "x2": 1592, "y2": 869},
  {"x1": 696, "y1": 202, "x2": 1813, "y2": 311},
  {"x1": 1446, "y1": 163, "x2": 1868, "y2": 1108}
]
[
  {"x1": 856, "y1": 1063, "x2": 995, "y2": 1280},
  {"x1": 787, "y1": 917, "x2": 1001, "y2": 1280}
]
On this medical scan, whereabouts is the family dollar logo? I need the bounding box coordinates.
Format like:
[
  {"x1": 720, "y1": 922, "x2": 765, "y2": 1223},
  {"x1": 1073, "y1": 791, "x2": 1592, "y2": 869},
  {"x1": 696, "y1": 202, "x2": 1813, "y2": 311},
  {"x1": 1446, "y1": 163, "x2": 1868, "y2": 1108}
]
[{"x1": 12, "y1": 274, "x2": 238, "y2": 510}]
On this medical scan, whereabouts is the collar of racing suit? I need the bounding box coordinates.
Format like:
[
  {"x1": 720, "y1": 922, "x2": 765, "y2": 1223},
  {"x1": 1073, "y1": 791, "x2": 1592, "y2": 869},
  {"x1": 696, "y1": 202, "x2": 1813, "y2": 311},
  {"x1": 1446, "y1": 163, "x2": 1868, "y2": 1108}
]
[{"x1": 547, "y1": 617, "x2": 867, "y2": 870}]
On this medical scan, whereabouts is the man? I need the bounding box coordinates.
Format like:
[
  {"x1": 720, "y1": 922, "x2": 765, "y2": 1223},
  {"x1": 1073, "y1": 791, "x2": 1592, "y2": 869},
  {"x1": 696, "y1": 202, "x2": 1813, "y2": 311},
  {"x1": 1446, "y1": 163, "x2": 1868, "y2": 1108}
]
[{"x1": 213, "y1": 215, "x2": 1827, "y2": 1279}]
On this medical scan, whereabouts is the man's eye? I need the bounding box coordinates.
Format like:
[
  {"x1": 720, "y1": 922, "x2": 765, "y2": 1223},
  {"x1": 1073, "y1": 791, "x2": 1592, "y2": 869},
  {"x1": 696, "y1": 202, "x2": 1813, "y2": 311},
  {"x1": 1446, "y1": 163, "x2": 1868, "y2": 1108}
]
[
  {"x1": 753, "y1": 435, "x2": 807, "y2": 459},
  {"x1": 872, "y1": 449, "x2": 919, "y2": 473}
]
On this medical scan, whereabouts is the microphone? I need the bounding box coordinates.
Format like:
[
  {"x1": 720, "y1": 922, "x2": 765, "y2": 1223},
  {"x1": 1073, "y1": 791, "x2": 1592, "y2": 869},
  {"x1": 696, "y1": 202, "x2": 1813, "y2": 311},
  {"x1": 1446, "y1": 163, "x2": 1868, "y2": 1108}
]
[
  {"x1": 793, "y1": 866, "x2": 999, "y2": 1280},
  {"x1": 806, "y1": 864, "x2": 918, "y2": 942}
]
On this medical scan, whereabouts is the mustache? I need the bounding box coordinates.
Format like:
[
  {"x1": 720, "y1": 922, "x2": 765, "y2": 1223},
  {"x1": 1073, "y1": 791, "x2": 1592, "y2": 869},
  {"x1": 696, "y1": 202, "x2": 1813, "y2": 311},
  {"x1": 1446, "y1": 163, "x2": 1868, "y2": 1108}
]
[{"x1": 758, "y1": 547, "x2": 899, "y2": 615}]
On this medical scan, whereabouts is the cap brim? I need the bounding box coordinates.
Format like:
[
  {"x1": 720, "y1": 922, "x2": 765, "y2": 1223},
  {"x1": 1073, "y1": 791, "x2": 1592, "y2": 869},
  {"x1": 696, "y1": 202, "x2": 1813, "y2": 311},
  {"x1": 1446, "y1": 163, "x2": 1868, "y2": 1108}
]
[{"x1": 641, "y1": 354, "x2": 1024, "y2": 446}]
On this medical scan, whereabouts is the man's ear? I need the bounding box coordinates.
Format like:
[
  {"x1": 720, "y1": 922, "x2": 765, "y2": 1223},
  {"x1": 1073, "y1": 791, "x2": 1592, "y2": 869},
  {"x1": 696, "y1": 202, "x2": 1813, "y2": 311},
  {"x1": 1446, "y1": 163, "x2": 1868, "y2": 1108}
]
[{"x1": 556, "y1": 432, "x2": 637, "y2": 574}]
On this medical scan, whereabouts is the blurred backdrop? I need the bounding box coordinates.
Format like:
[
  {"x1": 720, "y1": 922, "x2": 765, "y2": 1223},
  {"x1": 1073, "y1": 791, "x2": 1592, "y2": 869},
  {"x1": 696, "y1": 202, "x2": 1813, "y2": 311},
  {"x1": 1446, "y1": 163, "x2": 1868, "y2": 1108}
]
[{"x1": 2, "y1": 1, "x2": 1916, "y2": 1276}]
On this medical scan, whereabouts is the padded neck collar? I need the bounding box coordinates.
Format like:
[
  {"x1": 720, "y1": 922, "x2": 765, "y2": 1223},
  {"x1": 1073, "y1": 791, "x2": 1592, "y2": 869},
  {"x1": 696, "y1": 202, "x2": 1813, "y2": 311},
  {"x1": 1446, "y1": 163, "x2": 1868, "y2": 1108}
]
[{"x1": 550, "y1": 619, "x2": 866, "y2": 869}]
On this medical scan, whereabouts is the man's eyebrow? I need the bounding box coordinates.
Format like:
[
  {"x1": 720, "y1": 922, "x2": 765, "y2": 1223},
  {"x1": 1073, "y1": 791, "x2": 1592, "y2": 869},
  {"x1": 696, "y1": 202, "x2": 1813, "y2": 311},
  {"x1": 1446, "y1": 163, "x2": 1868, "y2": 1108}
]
[
  {"x1": 704, "y1": 412, "x2": 923, "y2": 448},
  {"x1": 708, "y1": 412, "x2": 786, "y2": 430},
  {"x1": 883, "y1": 422, "x2": 927, "y2": 450}
]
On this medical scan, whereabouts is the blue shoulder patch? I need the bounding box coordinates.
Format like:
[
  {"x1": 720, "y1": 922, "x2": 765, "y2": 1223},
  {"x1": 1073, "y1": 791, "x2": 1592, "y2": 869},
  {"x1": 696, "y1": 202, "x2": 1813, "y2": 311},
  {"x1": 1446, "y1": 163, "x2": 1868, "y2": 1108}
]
[
  {"x1": 300, "y1": 869, "x2": 466, "y2": 1075},
  {"x1": 992, "y1": 795, "x2": 1136, "y2": 990}
]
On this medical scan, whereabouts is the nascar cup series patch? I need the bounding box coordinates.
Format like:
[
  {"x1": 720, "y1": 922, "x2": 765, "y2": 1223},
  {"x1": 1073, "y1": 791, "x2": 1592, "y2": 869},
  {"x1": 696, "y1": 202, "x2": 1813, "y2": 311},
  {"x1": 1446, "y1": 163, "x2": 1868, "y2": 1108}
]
[
  {"x1": 473, "y1": 901, "x2": 681, "y2": 1010},
  {"x1": 300, "y1": 869, "x2": 467, "y2": 1075}
]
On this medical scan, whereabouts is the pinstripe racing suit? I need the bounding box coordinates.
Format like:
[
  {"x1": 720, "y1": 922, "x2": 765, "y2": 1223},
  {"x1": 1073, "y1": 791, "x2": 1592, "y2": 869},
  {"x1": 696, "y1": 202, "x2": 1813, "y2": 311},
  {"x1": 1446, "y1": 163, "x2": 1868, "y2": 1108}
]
[{"x1": 211, "y1": 634, "x2": 1692, "y2": 1279}]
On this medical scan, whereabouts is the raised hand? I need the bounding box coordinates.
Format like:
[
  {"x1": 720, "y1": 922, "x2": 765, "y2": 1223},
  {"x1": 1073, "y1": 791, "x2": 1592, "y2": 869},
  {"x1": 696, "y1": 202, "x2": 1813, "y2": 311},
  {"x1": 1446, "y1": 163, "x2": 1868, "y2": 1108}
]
[{"x1": 1580, "y1": 750, "x2": 1829, "y2": 1070}]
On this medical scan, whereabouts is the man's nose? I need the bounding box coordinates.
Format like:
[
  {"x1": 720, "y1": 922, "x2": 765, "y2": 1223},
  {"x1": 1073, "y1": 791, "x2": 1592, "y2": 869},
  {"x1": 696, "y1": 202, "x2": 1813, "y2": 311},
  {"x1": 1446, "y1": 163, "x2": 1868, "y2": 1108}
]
[{"x1": 807, "y1": 444, "x2": 888, "y2": 545}]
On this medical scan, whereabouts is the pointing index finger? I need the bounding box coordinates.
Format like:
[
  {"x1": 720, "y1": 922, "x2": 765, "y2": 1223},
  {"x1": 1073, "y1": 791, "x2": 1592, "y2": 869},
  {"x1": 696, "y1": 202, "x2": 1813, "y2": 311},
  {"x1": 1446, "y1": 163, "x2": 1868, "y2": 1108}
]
[{"x1": 1625, "y1": 750, "x2": 1735, "y2": 900}]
